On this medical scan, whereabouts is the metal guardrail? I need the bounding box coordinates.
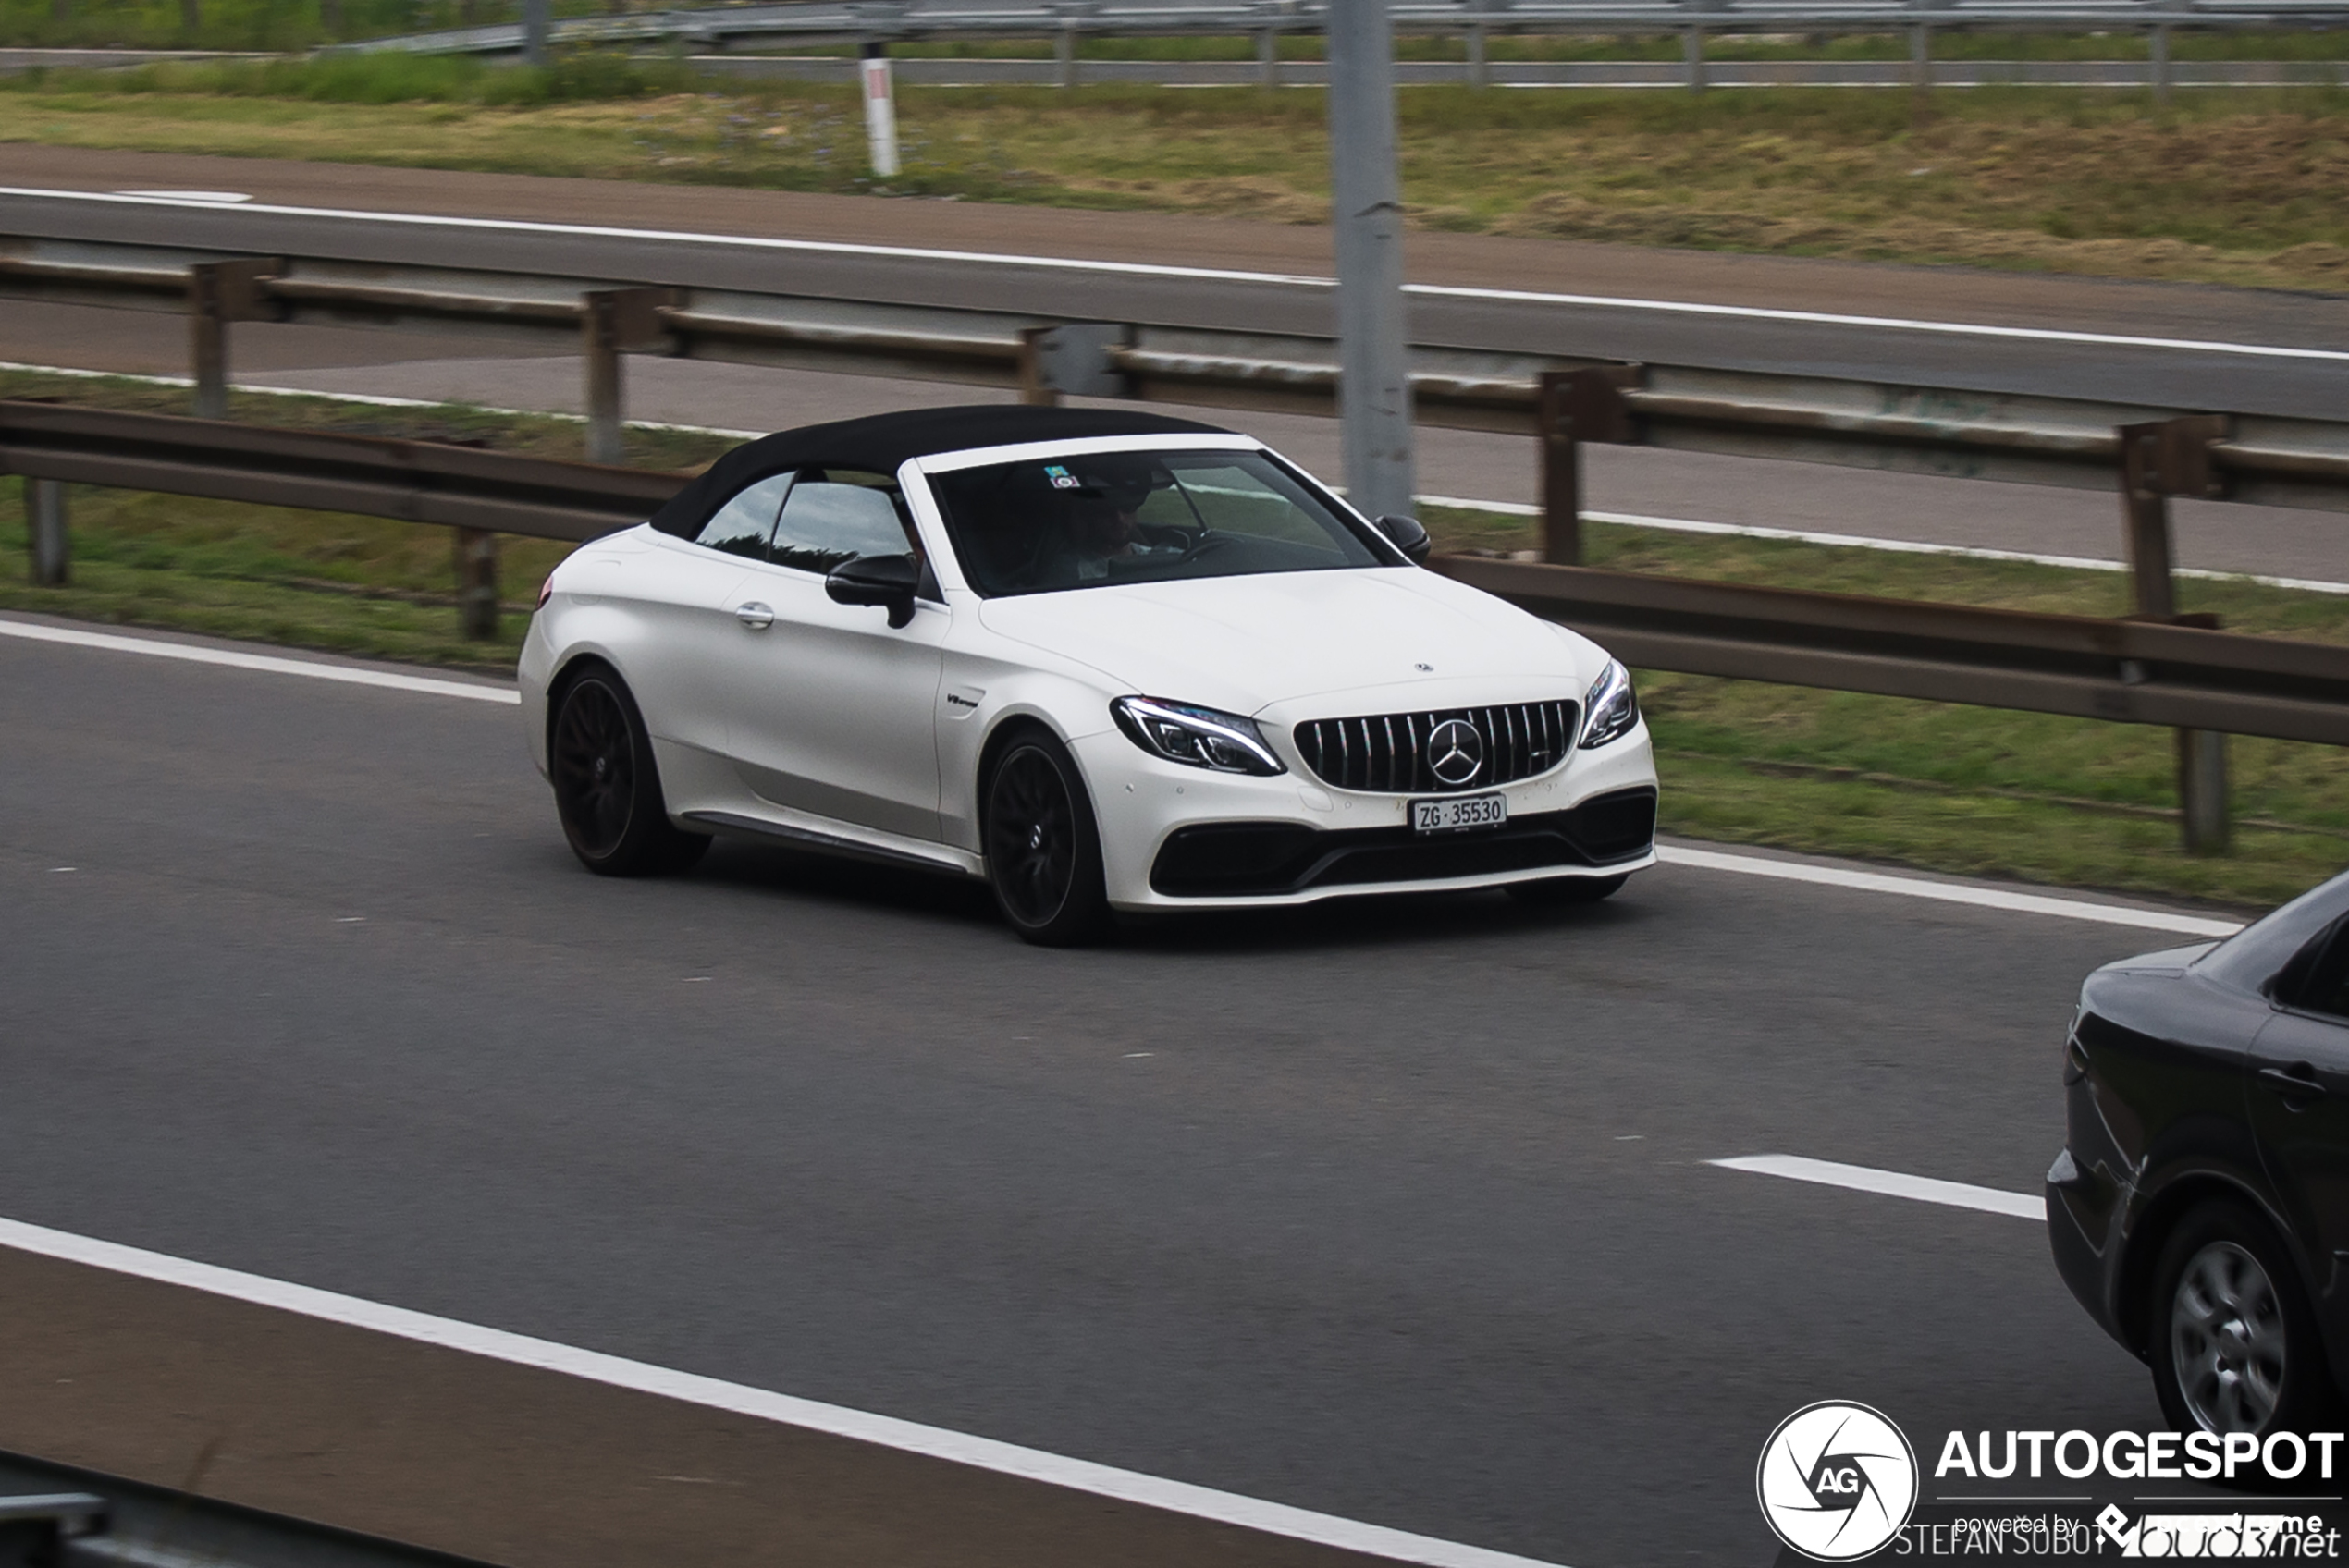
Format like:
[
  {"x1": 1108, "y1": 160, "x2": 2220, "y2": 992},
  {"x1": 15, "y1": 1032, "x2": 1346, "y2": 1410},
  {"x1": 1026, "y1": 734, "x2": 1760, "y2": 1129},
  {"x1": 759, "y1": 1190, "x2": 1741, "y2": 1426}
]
[
  {"x1": 7, "y1": 231, "x2": 2348, "y2": 509},
  {"x1": 326, "y1": 0, "x2": 2349, "y2": 64},
  {"x1": 1432, "y1": 555, "x2": 2349, "y2": 745},
  {"x1": 7, "y1": 229, "x2": 2345, "y2": 846},
  {"x1": 7, "y1": 398, "x2": 2348, "y2": 751}
]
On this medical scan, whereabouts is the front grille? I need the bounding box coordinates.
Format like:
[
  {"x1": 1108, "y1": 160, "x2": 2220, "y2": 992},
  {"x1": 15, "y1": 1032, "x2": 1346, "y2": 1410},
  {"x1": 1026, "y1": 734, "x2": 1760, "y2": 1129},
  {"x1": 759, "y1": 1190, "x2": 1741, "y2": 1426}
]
[{"x1": 1293, "y1": 702, "x2": 1577, "y2": 794}]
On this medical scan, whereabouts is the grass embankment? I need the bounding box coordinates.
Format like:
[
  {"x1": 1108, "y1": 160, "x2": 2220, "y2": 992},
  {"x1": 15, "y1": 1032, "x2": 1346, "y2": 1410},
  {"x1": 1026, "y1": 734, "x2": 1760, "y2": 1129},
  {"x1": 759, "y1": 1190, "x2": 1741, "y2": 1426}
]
[
  {"x1": 4, "y1": 368, "x2": 2343, "y2": 908},
  {"x1": 6, "y1": 60, "x2": 2349, "y2": 289}
]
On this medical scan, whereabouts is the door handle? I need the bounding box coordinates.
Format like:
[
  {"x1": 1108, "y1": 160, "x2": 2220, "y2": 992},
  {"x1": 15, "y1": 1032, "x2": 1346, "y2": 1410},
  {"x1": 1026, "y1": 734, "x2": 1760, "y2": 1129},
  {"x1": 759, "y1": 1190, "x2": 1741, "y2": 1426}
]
[
  {"x1": 735, "y1": 602, "x2": 774, "y2": 631},
  {"x1": 2260, "y1": 1064, "x2": 2327, "y2": 1103}
]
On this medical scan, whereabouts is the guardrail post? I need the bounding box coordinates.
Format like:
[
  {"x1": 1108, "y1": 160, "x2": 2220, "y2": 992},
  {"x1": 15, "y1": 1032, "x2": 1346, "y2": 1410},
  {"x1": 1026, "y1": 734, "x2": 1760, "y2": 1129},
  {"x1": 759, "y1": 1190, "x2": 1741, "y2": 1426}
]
[
  {"x1": 580, "y1": 288, "x2": 672, "y2": 466},
  {"x1": 1539, "y1": 366, "x2": 1639, "y2": 566},
  {"x1": 454, "y1": 527, "x2": 498, "y2": 641},
  {"x1": 2120, "y1": 413, "x2": 2232, "y2": 853},
  {"x1": 523, "y1": 0, "x2": 550, "y2": 66},
  {"x1": 1259, "y1": 26, "x2": 1281, "y2": 88},
  {"x1": 1682, "y1": 27, "x2": 1706, "y2": 91},
  {"x1": 186, "y1": 259, "x2": 281, "y2": 422},
  {"x1": 2149, "y1": 22, "x2": 2171, "y2": 104},
  {"x1": 1017, "y1": 328, "x2": 1062, "y2": 406},
  {"x1": 1910, "y1": 23, "x2": 1932, "y2": 95},
  {"x1": 1466, "y1": 21, "x2": 1487, "y2": 86},
  {"x1": 25, "y1": 477, "x2": 68, "y2": 586}
]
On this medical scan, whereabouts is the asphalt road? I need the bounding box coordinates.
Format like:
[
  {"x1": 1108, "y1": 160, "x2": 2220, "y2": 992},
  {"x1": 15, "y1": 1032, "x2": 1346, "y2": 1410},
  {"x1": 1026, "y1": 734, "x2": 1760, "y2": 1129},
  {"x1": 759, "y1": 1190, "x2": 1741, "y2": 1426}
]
[
  {"x1": 3, "y1": 147, "x2": 2347, "y2": 418},
  {"x1": 0, "y1": 617, "x2": 2214, "y2": 1565}
]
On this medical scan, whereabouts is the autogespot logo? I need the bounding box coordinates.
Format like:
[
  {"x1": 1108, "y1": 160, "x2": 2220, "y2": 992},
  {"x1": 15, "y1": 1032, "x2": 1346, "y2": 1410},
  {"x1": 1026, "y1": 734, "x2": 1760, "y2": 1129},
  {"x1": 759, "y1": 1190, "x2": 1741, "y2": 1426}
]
[{"x1": 1757, "y1": 1401, "x2": 1920, "y2": 1562}]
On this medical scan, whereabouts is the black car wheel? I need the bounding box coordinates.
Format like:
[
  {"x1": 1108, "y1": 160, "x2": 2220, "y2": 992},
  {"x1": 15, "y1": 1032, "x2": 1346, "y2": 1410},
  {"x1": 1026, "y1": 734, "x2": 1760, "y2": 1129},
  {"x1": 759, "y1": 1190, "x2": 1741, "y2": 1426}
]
[
  {"x1": 1507, "y1": 873, "x2": 1628, "y2": 907},
  {"x1": 549, "y1": 665, "x2": 709, "y2": 877},
  {"x1": 983, "y1": 729, "x2": 1109, "y2": 947},
  {"x1": 2150, "y1": 1199, "x2": 2338, "y2": 1441}
]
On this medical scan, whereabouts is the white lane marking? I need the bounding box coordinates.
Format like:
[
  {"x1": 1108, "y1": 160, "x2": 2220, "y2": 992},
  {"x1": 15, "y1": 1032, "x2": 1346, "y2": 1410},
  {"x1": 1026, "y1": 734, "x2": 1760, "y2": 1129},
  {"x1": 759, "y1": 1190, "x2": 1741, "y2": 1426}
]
[
  {"x1": 5, "y1": 187, "x2": 2342, "y2": 365},
  {"x1": 0, "y1": 1213, "x2": 1568, "y2": 1568},
  {"x1": 1712, "y1": 1155, "x2": 2046, "y2": 1220},
  {"x1": 0, "y1": 618, "x2": 521, "y2": 704},
  {"x1": 1657, "y1": 844, "x2": 2243, "y2": 938},
  {"x1": 1419, "y1": 496, "x2": 2349, "y2": 595},
  {"x1": 113, "y1": 189, "x2": 252, "y2": 202}
]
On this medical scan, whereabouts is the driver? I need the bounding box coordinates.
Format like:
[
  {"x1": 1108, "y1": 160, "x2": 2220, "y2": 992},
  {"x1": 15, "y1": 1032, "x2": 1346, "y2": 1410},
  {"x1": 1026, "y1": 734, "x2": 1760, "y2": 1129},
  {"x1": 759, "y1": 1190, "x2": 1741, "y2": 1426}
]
[{"x1": 1061, "y1": 472, "x2": 1174, "y2": 582}]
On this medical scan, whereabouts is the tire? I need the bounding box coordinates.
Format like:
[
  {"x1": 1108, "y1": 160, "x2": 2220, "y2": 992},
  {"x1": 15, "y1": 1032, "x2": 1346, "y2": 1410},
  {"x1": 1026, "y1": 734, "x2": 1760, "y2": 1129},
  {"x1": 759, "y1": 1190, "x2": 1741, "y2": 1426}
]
[
  {"x1": 982, "y1": 729, "x2": 1110, "y2": 947},
  {"x1": 1506, "y1": 873, "x2": 1628, "y2": 907},
  {"x1": 2148, "y1": 1199, "x2": 2339, "y2": 1450},
  {"x1": 548, "y1": 665, "x2": 710, "y2": 877}
]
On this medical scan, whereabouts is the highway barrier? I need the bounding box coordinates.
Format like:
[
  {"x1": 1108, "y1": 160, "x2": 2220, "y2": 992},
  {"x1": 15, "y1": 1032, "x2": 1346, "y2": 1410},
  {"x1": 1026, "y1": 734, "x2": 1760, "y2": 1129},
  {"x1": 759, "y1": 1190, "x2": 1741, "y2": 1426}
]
[
  {"x1": 320, "y1": 0, "x2": 2349, "y2": 97},
  {"x1": 6, "y1": 230, "x2": 2345, "y2": 847},
  {"x1": 7, "y1": 393, "x2": 2346, "y2": 851}
]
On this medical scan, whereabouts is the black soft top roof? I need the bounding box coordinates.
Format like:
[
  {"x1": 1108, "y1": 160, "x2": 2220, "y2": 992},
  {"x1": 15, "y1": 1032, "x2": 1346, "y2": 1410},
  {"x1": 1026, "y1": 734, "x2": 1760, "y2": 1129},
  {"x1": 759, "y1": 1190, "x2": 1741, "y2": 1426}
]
[{"x1": 647, "y1": 404, "x2": 1235, "y2": 539}]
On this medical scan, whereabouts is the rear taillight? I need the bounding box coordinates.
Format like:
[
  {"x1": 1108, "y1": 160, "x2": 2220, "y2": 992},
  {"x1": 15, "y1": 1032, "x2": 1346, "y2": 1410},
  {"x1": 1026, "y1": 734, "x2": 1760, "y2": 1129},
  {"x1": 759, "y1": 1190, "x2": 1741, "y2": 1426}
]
[{"x1": 536, "y1": 574, "x2": 555, "y2": 611}]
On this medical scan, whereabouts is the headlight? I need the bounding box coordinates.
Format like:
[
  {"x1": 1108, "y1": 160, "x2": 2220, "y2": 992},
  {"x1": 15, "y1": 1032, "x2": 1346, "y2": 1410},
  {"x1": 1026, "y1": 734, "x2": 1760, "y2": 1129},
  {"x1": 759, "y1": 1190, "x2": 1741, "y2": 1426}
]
[
  {"x1": 1112, "y1": 696, "x2": 1285, "y2": 776},
  {"x1": 1580, "y1": 659, "x2": 1638, "y2": 750}
]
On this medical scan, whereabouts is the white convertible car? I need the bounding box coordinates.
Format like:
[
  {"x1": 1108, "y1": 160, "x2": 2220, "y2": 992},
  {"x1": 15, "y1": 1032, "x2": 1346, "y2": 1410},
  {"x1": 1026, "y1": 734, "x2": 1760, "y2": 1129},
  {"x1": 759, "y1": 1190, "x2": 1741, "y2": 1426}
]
[{"x1": 520, "y1": 406, "x2": 1658, "y2": 945}]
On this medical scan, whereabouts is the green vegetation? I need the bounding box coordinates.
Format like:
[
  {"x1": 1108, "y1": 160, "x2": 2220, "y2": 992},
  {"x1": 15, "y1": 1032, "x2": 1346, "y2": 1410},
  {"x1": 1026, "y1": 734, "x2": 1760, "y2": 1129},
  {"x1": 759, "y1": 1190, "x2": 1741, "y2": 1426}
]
[
  {"x1": 6, "y1": 62, "x2": 2349, "y2": 288},
  {"x1": 3, "y1": 369, "x2": 2343, "y2": 908}
]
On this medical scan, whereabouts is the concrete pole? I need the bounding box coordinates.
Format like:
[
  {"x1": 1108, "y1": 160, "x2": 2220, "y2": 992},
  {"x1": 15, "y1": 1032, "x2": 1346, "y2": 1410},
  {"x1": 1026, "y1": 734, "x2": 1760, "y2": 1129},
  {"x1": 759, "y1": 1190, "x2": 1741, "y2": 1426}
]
[
  {"x1": 522, "y1": 0, "x2": 549, "y2": 67},
  {"x1": 1326, "y1": 0, "x2": 1416, "y2": 524},
  {"x1": 861, "y1": 43, "x2": 901, "y2": 177}
]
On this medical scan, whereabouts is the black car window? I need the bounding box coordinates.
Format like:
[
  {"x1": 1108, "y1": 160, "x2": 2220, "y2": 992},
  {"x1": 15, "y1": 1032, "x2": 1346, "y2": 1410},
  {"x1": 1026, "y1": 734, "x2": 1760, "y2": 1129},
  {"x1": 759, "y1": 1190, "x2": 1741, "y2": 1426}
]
[
  {"x1": 929, "y1": 448, "x2": 1386, "y2": 598},
  {"x1": 2285, "y1": 919, "x2": 2349, "y2": 1022},
  {"x1": 694, "y1": 471, "x2": 794, "y2": 559},
  {"x1": 769, "y1": 468, "x2": 918, "y2": 576}
]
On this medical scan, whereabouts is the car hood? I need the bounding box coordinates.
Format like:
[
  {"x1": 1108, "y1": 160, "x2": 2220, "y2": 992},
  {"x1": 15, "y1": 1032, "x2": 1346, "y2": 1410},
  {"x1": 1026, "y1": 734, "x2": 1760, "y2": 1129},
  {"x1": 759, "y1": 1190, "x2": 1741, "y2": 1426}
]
[{"x1": 973, "y1": 568, "x2": 1598, "y2": 714}]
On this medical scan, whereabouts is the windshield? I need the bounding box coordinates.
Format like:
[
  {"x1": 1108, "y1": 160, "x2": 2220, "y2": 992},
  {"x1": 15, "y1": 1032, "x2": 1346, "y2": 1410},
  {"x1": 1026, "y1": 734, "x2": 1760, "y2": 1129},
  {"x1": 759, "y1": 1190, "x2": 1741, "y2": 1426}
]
[{"x1": 929, "y1": 448, "x2": 1388, "y2": 597}]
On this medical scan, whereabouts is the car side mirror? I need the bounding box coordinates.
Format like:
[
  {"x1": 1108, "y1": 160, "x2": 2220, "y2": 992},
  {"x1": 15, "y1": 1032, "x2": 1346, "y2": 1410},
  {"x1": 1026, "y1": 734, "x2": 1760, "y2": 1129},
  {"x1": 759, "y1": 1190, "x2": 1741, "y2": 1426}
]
[
  {"x1": 825, "y1": 553, "x2": 921, "y2": 629},
  {"x1": 1375, "y1": 514, "x2": 1432, "y2": 566}
]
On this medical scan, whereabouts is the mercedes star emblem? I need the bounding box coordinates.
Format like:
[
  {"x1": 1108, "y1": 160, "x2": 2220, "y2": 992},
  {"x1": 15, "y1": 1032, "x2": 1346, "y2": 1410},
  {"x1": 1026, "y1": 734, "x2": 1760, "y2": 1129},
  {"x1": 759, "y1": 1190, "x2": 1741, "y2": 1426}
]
[{"x1": 1427, "y1": 718, "x2": 1484, "y2": 787}]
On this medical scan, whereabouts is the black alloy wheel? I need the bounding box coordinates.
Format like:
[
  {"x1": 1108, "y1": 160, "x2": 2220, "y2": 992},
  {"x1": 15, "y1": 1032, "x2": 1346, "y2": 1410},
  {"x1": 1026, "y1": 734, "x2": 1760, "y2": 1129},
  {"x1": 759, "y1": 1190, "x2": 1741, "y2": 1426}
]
[
  {"x1": 983, "y1": 730, "x2": 1109, "y2": 947},
  {"x1": 1506, "y1": 873, "x2": 1629, "y2": 907},
  {"x1": 2150, "y1": 1199, "x2": 2340, "y2": 1457},
  {"x1": 549, "y1": 667, "x2": 709, "y2": 876}
]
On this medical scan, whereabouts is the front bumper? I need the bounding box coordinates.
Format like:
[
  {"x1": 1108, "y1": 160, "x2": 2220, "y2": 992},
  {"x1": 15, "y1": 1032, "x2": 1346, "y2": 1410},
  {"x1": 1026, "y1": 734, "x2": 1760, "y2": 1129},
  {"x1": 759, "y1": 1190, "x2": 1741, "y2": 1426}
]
[{"x1": 1076, "y1": 720, "x2": 1660, "y2": 911}]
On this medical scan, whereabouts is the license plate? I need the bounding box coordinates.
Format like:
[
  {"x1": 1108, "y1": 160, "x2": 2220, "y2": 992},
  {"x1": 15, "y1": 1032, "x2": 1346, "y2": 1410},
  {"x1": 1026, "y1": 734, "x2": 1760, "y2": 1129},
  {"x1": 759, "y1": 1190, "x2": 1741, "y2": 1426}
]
[{"x1": 1411, "y1": 793, "x2": 1507, "y2": 835}]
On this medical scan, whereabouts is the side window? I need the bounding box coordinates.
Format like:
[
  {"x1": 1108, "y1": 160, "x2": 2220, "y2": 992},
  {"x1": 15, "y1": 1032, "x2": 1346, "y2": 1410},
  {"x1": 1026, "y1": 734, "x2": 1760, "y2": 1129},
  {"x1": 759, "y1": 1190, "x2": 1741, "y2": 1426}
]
[
  {"x1": 2289, "y1": 922, "x2": 2349, "y2": 1022},
  {"x1": 695, "y1": 471, "x2": 794, "y2": 559},
  {"x1": 769, "y1": 469, "x2": 917, "y2": 576}
]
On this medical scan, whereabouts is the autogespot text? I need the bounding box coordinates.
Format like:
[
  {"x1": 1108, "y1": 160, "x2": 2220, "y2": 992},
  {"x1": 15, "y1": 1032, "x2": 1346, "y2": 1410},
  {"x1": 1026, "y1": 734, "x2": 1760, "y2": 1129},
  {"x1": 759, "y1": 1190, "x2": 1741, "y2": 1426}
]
[{"x1": 1937, "y1": 1430, "x2": 2349, "y2": 1485}]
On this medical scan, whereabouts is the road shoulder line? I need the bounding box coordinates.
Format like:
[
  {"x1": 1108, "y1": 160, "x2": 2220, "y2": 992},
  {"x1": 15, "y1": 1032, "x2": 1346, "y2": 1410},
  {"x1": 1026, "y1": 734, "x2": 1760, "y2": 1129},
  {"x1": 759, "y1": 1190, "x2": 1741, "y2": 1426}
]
[
  {"x1": 1710, "y1": 1155, "x2": 2046, "y2": 1220},
  {"x1": 1656, "y1": 844, "x2": 2243, "y2": 938},
  {"x1": 0, "y1": 616, "x2": 521, "y2": 704}
]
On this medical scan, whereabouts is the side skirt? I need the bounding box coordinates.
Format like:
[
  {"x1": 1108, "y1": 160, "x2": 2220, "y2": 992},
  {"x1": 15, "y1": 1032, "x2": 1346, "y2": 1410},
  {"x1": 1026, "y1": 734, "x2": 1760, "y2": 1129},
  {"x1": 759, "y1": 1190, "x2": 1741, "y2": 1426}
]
[{"x1": 681, "y1": 810, "x2": 982, "y2": 880}]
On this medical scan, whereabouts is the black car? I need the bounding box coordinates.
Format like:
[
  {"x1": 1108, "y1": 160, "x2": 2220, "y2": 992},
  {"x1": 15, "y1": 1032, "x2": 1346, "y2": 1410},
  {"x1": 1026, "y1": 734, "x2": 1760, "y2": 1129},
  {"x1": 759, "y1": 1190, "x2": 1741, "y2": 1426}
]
[{"x1": 2050, "y1": 869, "x2": 2349, "y2": 1437}]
